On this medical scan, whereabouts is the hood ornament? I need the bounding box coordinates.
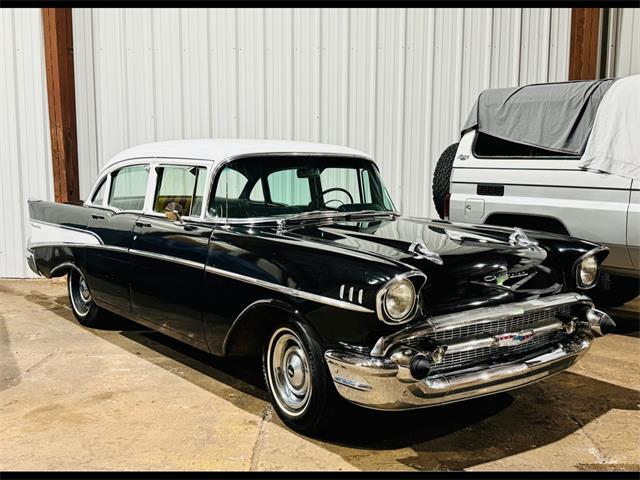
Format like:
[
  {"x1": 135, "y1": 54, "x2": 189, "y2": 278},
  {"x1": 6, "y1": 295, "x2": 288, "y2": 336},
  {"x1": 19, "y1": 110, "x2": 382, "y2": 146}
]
[
  {"x1": 509, "y1": 228, "x2": 538, "y2": 249},
  {"x1": 409, "y1": 239, "x2": 443, "y2": 265}
]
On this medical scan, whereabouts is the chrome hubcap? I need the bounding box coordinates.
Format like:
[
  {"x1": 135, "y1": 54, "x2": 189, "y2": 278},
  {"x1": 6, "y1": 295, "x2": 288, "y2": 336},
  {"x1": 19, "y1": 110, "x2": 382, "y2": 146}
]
[
  {"x1": 79, "y1": 276, "x2": 92, "y2": 303},
  {"x1": 70, "y1": 270, "x2": 92, "y2": 316},
  {"x1": 268, "y1": 330, "x2": 311, "y2": 417}
]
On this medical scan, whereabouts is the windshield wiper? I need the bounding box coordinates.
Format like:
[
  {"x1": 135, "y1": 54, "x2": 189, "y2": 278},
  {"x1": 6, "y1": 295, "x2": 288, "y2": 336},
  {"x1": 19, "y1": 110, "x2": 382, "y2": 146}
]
[
  {"x1": 276, "y1": 210, "x2": 340, "y2": 227},
  {"x1": 343, "y1": 210, "x2": 397, "y2": 220},
  {"x1": 275, "y1": 209, "x2": 396, "y2": 232}
]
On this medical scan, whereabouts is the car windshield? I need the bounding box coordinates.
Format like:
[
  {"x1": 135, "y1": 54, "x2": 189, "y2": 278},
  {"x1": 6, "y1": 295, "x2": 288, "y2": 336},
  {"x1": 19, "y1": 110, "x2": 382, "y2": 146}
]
[{"x1": 208, "y1": 156, "x2": 396, "y2": 221}]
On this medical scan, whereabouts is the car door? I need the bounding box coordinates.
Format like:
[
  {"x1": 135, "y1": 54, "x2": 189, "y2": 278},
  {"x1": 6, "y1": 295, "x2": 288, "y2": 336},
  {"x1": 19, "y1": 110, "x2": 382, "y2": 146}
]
[
  {"x1": 129, "y1": 163, "x2": 213, "y2": 346},
  {"x1": 85, "y1": 163, "x2": 149, "y2": 313}
]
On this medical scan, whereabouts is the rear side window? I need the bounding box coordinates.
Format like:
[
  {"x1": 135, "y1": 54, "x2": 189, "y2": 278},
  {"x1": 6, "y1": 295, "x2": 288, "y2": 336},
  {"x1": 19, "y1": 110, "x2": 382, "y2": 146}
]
[
  {"x1": 91, "y1": 177, "x2": 106, "y2": 205},
  {"x1": 108, "y1": 165, "x2": 149, "y2": 211},
  {"x1": 154, "y1": 165, "x2": 207, "y2": 217},
  {"x1": 473, "y1": 132, "x2": 578, "y2": 158}
]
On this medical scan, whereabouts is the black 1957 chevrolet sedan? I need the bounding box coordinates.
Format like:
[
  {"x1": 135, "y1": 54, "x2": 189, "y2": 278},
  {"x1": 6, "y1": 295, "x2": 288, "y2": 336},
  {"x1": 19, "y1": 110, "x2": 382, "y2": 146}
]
[{"x1": 27, "y1": 139, "x2": 615, "y2": 434}]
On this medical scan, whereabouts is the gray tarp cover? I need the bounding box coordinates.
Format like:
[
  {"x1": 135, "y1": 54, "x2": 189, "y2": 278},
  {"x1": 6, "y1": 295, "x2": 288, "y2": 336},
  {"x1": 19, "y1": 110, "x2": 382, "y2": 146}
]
[{"x1": 462, "y1": 79, "x2": 616, "y2": 155}]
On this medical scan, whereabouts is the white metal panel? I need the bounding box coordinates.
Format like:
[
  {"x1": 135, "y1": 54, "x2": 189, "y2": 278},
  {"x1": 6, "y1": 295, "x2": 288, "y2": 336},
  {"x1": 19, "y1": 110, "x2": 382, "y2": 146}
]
[
  {"x1": 320, "y1": 8, "x2": 349, "y2": 146},
  {"x1": 265, "y1": 8, "x2": 294, "y2": 139},
  {"x1": 613, "y1": 8, "x2": 640, "y2": 77},
  {"x1": 0, "y1": 9, "x2": 53, "y2": 278},
  {"x1": 72, "y1": 8, "x2": 99, "y2": 197},
  {"x1": 374, "y1": 9, "x2": 406, "y2": 207},
  {"x1": 237, "y1": 9, "x2": 266, "y2": 138},
  {"x1": 73, "y1": 8, "x2": 576, "y2": 222},
  {"x1": 293, "y1": 9, "x2": 321, "y2": 141},
  {"x1": 209, "y1": 8, "x2": 239, "y2": 138},
  {"x1": 125, "y1": 9, "x2": 156, "y2": 146}
]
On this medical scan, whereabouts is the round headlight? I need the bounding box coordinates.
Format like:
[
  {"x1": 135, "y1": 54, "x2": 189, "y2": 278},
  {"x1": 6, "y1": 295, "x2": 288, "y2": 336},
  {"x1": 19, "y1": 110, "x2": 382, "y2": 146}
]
[
  {"x1": 384, "y1": 278, "x2": 416, "y2": 321},
  {"x1": 578, "y1": 255, "x2": 599, "y2": 287}
]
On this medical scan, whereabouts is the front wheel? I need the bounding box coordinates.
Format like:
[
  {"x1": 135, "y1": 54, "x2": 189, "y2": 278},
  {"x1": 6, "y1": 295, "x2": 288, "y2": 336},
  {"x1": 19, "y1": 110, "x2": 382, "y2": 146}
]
[
  {"x1": 67, "y1": 268, "x2": 106, "y2": 327},
  {"x1": 263, "y1": 322, "x2": 343, "y2": 435}
]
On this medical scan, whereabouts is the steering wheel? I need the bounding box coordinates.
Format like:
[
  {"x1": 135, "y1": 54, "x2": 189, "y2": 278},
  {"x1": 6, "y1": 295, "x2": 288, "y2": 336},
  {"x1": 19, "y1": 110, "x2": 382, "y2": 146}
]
[{"x1": 320, "y1": 187, "x2": 354, "y2": 208}]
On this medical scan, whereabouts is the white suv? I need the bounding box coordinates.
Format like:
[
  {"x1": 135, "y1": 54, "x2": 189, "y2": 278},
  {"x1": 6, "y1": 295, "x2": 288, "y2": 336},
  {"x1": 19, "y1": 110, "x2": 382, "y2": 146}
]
[{"x1": 436, "y1": 76, "x2": 640, "y2": 307}]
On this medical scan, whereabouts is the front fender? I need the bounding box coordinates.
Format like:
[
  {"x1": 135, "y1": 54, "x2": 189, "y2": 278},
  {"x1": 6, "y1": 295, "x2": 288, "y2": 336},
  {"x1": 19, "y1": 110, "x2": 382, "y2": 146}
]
[{"x1": 218, "y1": 298, "x2": 320, "y2": 357}]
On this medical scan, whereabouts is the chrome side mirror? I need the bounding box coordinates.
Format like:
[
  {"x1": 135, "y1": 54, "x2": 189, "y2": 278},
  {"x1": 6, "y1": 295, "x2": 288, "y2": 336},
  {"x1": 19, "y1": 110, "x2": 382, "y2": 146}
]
[{"x1": 164, "y1": 202, "x2": 184, "y2": 225}]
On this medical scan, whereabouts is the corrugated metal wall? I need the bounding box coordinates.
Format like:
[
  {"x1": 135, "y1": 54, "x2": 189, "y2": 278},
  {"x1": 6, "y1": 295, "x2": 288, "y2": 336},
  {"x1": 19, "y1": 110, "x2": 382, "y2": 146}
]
[
  {"x1": 72, "y1": 8, "x2": 572, "y2": 216},
  {"x1": 0, "y1": 8, "x2": 577, "y2": 278},
  {"x1": 0, "y1": 9, "x2": 53, "y2": 278},
  {"x1": 610, "y1": 8, "x2": 640, "y2": 77}
]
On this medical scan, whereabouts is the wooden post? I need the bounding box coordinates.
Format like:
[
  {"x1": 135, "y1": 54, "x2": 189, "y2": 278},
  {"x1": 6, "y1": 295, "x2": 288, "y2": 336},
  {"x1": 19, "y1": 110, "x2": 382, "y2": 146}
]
[
  {"x1": 42, "y1": 8, "x2": 80, "y2": 203},
  {"x1": 569, "y1": 8, "x2": 602, "y2": 80}
]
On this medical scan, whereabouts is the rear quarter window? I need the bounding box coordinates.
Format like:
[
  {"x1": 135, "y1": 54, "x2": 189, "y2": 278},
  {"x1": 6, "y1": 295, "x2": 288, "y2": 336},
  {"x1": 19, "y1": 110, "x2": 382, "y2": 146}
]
[
  {"x1": 473, "y1": 132, "x2": 579, "y2": 159},
  {"x1": 108, "y1": 165, "x2": 149, "y2": 211}
]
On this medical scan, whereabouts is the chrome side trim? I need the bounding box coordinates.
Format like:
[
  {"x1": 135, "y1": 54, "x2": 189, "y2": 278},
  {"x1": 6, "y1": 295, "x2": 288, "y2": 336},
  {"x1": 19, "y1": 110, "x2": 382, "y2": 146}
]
[
  {"x1": 371, "y1": 292, "x2": 592, "y2": 357},
  {"x1": 29, "y1": 243, "x2": 130, "y2": 253},
  {"x1": 28, "y1": 242, "x2": 88, "y2": 250},
  {"x1": 86, "y1": 244, "x2": 129, "y2": 253},
  {"x1": 204, "y1": 265, "x2": 374, "y2": 313},
  {"x1": 129, "y1": 248, "x2": 205, "y2": 270}
]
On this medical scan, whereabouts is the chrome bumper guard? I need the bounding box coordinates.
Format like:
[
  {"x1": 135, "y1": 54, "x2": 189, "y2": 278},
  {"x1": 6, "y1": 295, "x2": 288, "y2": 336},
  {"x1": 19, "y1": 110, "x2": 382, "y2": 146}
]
[
  {"x1": 25, "y1": 247, "x2": 41, "y2": 276},
  {"x1": 324, "y1": 293, "x2": 608, "y2": 410}
]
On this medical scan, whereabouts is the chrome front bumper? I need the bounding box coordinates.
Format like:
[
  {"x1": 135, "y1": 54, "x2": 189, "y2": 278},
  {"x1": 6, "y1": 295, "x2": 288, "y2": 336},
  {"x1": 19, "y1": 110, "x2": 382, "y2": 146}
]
[
  {"x1": 325, "y1": 340, "x2": 590, "y2": 410},
  {"x1": 324, "y1": 293, "x2": 609, "y2": 411}
]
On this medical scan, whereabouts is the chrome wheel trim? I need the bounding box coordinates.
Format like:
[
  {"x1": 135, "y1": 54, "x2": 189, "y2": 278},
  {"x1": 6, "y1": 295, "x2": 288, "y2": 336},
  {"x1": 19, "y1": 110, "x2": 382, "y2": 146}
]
[
  {"x1": 79, "y1": 276, "x2": 92, "y2": 303},
  {"x1": 267, "y1": 327, "x2": 312, "y2": 418},
  {"x1": 69, "y1": 270, "x2": 92, "y2": 317}
]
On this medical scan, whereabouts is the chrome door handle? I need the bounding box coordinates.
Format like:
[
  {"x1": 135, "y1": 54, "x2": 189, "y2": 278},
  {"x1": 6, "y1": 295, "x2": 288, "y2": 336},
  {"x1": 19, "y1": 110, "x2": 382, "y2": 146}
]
[
  {"x1": 91, "y1": 214, "x2": 105, "y2": 220},
  {"x1": 135, "y1": 221, "x2": 152, "y2": 228}
]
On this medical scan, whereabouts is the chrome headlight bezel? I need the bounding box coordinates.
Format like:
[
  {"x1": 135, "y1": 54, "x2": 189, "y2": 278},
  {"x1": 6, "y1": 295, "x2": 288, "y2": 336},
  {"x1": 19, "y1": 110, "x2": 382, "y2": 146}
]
[
  {"x1": 376, "y1": 271, "x2": 426, "y2": 325},
  {"x1": 574, "y1": 247, "x2": 608, "y2": 290}
]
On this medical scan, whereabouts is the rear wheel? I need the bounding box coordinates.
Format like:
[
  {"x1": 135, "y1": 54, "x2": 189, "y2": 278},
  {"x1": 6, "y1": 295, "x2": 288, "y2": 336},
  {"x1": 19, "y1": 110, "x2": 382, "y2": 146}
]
[
  {"x1": 67, "y1": 269, "x2": 105, "y2": 327},
  {"x1": 432, "y1": 143, "x2": 459, "y2": 219},
  {"x1": 588, "y1": 273, "x2": 640, "y2": 308},
  {"x1": 263, "y1": 321, "x2": 343, "y2": 435}
]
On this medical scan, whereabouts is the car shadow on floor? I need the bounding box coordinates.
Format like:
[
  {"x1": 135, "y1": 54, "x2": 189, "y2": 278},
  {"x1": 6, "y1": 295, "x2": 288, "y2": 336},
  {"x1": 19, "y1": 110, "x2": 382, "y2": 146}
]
[
  {"x1": 23, "y1": 289, "x2": 640, "y2": 471},
  {"x1": 608, "y1": 310, "x2": 640, "y2": 338}
]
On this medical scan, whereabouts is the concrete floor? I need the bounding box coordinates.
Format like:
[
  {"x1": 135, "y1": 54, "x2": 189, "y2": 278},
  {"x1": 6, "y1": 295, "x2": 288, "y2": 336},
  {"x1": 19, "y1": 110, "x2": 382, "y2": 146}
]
[{"x1": 1, "y1": 278, "x2": 639, "y2": 471}]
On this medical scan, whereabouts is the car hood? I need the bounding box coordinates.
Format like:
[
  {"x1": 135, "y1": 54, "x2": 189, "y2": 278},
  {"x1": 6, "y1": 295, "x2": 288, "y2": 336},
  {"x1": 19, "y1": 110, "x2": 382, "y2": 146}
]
[{"x1": 284, "y1": 216, "x2": 564, "y2": 314}]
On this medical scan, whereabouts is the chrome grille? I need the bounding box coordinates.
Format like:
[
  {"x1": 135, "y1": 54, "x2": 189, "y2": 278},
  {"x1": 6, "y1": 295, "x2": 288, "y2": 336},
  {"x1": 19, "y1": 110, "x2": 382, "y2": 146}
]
[
  {"x1": 432, "y1": 305, "x2": 571, "y2": 342},
  {"x1": 407, "y1": 304, "x2": 571, "y2": 372},
  {"x1": 435, "y1": 331, "x2": 562, "y2": 372}
]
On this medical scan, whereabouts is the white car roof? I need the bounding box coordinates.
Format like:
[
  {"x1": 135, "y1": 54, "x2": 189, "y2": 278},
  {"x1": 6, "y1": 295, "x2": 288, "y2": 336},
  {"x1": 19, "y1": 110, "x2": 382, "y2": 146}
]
[{"x1": 102, "y1": 139, "x2": 373, "y2": 172}]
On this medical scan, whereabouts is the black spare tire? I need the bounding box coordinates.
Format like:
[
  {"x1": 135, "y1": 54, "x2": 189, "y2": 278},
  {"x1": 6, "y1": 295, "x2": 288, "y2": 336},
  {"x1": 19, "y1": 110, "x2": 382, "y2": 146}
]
[{"x1": 432, "y1": 142, "x2": 459, "y2": 219}]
